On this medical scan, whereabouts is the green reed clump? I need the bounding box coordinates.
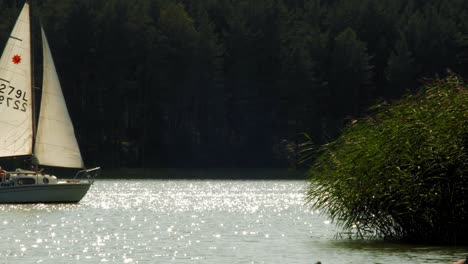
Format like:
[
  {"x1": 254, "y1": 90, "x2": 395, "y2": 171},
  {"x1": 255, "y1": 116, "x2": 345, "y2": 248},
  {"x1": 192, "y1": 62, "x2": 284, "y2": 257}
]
[{"x1": 306, "y1": 74, "x2": 468, "y2": 244}]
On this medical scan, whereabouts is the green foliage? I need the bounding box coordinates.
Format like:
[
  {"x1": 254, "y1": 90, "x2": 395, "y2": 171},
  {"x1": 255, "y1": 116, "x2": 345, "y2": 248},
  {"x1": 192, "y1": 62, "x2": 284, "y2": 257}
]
[
  {"x1": 306, "y1": 74, "x2": 468, "y2": 244},
  {"x1": 328, "y1": 28, "x2": 373, "y2": 116},
  {"x1": 385, "y1": 34, "x2": 416, "y2": 96}
]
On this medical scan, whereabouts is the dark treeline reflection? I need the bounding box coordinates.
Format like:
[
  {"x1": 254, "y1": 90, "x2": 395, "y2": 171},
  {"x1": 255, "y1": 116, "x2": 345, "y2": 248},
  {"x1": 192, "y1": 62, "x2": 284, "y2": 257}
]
[{"x1": 1, "y1": 0, "x2": 466, "y2": 168}]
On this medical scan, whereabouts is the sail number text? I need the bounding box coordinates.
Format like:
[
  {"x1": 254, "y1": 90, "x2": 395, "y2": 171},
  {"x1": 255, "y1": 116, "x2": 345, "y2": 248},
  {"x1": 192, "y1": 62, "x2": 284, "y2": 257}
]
[{"x1": 0, "y1": 82, "x2": 28, "y2": 112}]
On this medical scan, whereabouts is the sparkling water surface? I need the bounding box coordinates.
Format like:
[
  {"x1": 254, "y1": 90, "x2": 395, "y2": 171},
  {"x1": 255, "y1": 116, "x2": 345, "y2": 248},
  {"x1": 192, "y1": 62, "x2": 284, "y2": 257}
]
[{"x1": 0, "y1": 179, "x2": 465, "y2": 263}]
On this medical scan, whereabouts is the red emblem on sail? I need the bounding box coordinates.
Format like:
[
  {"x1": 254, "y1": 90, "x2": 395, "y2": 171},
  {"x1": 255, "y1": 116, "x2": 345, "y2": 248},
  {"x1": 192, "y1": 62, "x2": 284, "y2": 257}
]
[{"x1": 12, "y1": 54, "x2": 22, "y2": 64}]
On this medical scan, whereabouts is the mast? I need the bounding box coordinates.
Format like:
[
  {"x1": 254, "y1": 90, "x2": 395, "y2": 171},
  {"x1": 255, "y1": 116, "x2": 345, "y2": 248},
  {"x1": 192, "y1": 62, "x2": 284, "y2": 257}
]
[{"x1": 28, "y1": 0, "x2": 37, "y2": 164}]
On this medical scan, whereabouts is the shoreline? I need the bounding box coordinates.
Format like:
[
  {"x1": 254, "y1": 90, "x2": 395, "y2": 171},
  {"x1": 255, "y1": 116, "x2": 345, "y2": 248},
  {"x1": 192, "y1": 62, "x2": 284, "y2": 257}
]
[{"x1": 101, "y1": 168, "x2": 308, "y2": 180}]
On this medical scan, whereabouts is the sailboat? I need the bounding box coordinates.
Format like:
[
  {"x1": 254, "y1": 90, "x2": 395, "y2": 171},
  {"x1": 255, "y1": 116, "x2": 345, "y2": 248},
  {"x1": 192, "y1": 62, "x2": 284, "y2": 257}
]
[{"x1": 0, "y1": 1, "x2": 100, "y2": 203}]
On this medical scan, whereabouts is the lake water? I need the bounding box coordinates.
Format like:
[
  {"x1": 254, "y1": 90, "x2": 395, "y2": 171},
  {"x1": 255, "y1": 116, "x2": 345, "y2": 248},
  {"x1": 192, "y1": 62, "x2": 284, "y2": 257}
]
[{"x1": 0, "y1": 179, "x2": 465, "y2": 263}]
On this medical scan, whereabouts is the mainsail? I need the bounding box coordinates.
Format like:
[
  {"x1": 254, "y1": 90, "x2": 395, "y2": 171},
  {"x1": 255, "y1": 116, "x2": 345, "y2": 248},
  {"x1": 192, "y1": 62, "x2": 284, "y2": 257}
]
[
  {"x1": 34, "y1": 28, "x2": 84, "y2": 168},
  {"x1": 0, "y1": 3, "x2": 33, "y2": 157}
]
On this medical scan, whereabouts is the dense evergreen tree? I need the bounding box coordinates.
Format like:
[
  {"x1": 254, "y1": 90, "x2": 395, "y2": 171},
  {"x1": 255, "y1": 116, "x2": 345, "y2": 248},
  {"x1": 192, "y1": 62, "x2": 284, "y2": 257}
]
[
  {"x1": 328, "y1": 28, "x2": 373, "y2": 117},
  {"x1": 385, "y1": 34, "x2": 417, "y2": 97},
  {"x1": 0, "y1": 0, "x2": 466, "y2": 168}
]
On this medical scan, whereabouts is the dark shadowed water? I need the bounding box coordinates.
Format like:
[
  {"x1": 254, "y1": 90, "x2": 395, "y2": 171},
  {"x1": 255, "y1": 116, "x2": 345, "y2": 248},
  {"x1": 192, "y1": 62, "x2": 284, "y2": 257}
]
[{"x1": 0, "y1": 177, "x2": 465, "y2": 263}]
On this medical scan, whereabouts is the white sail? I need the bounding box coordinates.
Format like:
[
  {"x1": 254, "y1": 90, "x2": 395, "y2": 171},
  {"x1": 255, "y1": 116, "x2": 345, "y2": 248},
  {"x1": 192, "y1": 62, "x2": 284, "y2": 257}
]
[
  {"x1": 0, "y1": 3, "x2": 33, "y2": 157},
  {"x1": 34, "y1": 28, "x2": 84, "y2": 168}
]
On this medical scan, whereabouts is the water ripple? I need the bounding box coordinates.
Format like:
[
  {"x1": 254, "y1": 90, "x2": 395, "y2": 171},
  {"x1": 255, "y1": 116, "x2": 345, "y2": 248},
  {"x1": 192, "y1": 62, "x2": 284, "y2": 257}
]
[{"x1": 0, "y1": 179, "x2": 464, "y2": 263}]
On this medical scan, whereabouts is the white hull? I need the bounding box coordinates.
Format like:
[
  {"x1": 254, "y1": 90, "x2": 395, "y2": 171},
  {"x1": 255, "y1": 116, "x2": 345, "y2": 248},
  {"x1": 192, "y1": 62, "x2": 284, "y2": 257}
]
[{"x1": 0, "y1": 183, "x2": 91, "y2": 203}]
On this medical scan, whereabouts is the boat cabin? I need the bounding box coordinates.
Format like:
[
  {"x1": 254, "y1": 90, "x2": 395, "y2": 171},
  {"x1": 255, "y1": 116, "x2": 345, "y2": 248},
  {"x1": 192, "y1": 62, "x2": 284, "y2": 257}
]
[{"x1": 0, "y1": 169, "x2": 58, "y2": 186}]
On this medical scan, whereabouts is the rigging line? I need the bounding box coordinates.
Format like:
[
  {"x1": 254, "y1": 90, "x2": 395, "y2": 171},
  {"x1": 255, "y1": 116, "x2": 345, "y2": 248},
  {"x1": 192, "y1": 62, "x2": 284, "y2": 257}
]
[
  {"x1": 9, "y1": 36, "x2": 23, "y2": 42},
  {"x1": 37, "y1": 116, "x2": 73, "y2": 126},
  {"x1": 35, "y1": 142, "x2": 81, "y2": 153}
]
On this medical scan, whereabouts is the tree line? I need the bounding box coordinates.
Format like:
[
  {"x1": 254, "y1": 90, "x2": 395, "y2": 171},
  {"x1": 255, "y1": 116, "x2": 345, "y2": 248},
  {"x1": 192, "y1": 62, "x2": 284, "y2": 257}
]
[{"x1": 0, "y1": 0, "x2": 467, "y2": 168}]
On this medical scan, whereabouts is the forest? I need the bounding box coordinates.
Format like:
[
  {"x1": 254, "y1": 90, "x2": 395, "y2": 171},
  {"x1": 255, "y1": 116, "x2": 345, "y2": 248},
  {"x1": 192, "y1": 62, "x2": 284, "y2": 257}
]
[{"x1": 0, "y1": 0, "x2": 467, "y2": 168}]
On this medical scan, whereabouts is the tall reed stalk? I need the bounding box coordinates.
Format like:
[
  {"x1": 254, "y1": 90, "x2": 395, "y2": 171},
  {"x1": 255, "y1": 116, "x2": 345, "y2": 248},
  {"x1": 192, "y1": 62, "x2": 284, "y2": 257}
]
[{"x1": 306, "y1": 74, "x2": 468, "y2": 244}]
